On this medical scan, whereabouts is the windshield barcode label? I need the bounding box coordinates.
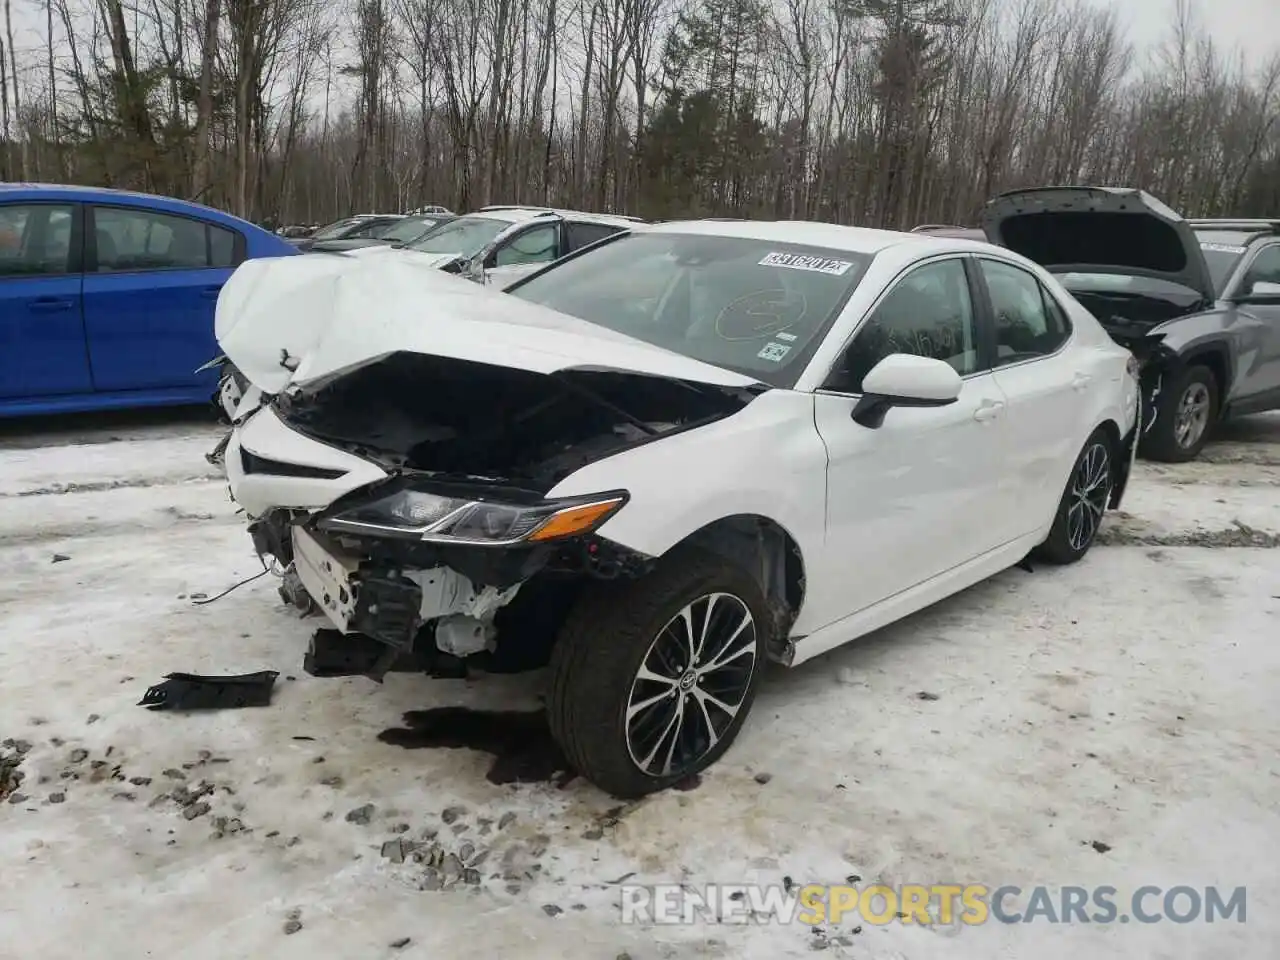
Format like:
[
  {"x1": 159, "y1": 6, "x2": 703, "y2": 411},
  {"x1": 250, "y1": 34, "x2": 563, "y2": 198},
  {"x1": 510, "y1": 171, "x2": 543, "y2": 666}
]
[{"x1": 759, "y1": 252, "x2": 853, "y2": 276}]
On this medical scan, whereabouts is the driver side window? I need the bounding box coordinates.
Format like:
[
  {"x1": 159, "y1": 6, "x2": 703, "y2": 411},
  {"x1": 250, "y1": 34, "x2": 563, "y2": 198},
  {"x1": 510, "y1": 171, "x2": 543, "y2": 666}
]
[
  {"x1": 494, "y1": 223, "x2": 558, "y2": 267},
  {"x1": 828, "y1": 258, "x2": 978, "y2": 393},
  {"x1": 1242, "y1": 245, "x2": 1280, "y2": 293}
]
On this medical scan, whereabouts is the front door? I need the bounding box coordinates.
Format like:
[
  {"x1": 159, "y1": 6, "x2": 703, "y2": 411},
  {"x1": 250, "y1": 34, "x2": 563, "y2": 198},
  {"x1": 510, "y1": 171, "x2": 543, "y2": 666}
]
[
  {"x1": 0, "y1": 201, "x2": 92, "y2": 400},
  {"x1": 1227, "y1": 242, "x2": 1280, "y2": 406},
  {"x1": 81, "y1": 204, "x2": 238, "y2": 392},
  {"x1": 805, "y1": 256, "x2": 1013, "y2": 629}
]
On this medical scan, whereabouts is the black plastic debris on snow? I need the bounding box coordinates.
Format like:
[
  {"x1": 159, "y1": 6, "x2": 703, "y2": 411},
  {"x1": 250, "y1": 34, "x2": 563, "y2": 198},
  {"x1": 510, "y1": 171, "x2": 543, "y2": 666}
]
[
  {"x1": 138, "y1": 671, "x2": 280, "y2": 711},
  {"x1": 378, "y1": 707, "x2": 576, "y2": 788}
]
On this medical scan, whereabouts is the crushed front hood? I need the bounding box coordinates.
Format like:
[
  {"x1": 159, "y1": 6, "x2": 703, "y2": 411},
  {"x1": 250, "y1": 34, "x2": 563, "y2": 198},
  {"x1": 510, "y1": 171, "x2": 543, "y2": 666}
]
[
  {"x1": 981, "y1": 187, "x2": 1216, "y2": 302},
  {"x1": 215, "y1": 253, "x2": 765, "y2": 395}
]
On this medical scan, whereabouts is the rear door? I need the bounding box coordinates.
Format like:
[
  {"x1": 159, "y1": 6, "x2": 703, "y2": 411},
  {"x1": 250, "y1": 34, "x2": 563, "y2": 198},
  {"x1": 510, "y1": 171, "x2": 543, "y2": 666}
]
[
  {"x1": 0, "y1": 201, "x2": 93, "y2": 399},
  {"x1": 81, "y1": 203, "x2": 244, "y2": 391},
  {"x1": 484, "y1": 220, "x2": 563, "y2": 287},
  {"x1": 976, "y1": 256, "x2": 1091, "y2": 535}
]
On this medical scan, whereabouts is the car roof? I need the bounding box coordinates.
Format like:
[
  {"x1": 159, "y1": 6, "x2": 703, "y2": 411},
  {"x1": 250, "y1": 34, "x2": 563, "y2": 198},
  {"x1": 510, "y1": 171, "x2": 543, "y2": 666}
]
[
  {"x1": 1188, "y1": 219, "x2": 1280, "y2": 247},
  {"x1": 0, "y1": 182, "x2": 273, "y2": 233},
  {"x1": 644, "y1": 218, "x2": 975, "y2": 256},
  {"x1": 471, "y1": 206, "x2": 644, "y2": 227}
]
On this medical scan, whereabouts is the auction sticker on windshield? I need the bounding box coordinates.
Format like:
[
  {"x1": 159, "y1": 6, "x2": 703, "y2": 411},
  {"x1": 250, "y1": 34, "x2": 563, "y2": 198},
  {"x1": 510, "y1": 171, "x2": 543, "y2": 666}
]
[
  {"x1": 757, "y1": 342, "x2": 792, "y2": 362},
  {"x1": 759, "y1": 252, "x2": 854, "y2": 276}
]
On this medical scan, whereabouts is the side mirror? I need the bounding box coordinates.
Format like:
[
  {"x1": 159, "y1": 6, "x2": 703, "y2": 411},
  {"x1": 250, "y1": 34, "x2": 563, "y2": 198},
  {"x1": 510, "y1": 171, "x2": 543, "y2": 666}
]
[
  {"x1": 1239, "y1": 279, "x2": 1280, "y2": 302},
  {"x1": 459, "y1": 255, "x2": 487, "y2": 284},
  {"x1": 851, "y1": 354, "x2": 962, "y2": 428}
]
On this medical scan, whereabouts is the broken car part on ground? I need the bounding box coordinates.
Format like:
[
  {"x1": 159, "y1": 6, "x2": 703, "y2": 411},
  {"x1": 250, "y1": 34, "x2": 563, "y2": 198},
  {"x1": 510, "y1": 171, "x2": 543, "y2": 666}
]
[{"x1": 212, "y1": 220, "x2": 1139, "y2": 797}]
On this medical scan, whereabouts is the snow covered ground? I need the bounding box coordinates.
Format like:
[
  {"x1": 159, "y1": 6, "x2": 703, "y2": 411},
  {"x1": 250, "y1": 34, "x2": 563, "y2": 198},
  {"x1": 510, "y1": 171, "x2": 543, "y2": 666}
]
[{"x1": 1, "y1": 409, "x2": 1278, "y2": 960}]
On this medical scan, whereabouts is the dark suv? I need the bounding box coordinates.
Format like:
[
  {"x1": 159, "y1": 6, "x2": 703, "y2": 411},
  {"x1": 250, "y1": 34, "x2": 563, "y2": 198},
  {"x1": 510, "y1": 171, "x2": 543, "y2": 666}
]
[{"x1": 982, "y1": 187, "x2": 1280, "y2": 461}]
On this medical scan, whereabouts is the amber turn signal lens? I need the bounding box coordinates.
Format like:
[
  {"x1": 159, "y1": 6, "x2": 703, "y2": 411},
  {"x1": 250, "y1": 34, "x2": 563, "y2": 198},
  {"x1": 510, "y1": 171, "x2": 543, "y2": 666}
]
[{"x1": 526, "y1": 498, "x2": 624, "y2": 542}]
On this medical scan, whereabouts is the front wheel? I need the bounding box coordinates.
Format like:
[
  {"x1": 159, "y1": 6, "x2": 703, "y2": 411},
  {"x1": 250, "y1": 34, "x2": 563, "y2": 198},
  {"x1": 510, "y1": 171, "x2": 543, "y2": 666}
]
[
  {"x1": 547, "y1": 547, "x2": 769, "y2": 798},
  {"x1": 1140, "y1": 364, "x2": 1218, "y2": 462},
  {"x1": 1033, "y1": 428, "x2": 1114, "y2": 565}
]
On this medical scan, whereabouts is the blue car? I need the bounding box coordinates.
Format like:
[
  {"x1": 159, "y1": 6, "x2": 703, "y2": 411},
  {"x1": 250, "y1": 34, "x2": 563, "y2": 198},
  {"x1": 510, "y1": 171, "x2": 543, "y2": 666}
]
[{"x1": 0, "y1": 183, "x2": 297, "y2": 417}]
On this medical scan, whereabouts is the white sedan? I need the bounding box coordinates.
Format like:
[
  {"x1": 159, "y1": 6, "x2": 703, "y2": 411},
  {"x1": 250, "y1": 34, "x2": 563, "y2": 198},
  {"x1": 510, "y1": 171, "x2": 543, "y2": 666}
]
[{"x1": 212, "y1": 220, "x2": 1141, "y2": 797}]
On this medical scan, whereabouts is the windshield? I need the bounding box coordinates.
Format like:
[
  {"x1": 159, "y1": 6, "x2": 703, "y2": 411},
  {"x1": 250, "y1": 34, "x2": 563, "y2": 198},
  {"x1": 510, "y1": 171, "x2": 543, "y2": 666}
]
[
  {"x1": 312, "y1": 217, "x2": 367, "y2": 240},
  {"x1": 407, "y1": 216, "x2": 512, "y2": 255},
  {"x1": 382, "y1": 216, "x2": 442, "y2": 243},
  {"x1": 1194, "y1": 230, "x2": 1253, "y2": 295},
  {"x1": 508, "y1": 231, "x2": 873, "y2": 387}
]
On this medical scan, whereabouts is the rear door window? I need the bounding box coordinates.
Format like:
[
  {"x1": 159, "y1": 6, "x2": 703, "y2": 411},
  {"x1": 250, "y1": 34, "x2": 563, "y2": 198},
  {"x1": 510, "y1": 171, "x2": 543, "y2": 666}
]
[
  {"x1": 978, "y1": 259, "x2": 1072, "y2": 364},
  {"x1": 566, "y1": 221, "x2": 625, "y2": 252}
]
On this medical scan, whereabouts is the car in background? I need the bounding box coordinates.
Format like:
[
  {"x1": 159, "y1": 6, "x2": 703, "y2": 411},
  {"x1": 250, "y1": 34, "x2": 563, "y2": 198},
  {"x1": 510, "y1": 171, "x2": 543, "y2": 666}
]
[
  {"x1": 213, "y1": 219, "x2": 1139, "y2": 796},
  {"x1": 981, "y1": 187, "x2": 1280, "y2": 461},
  {"x1": 0, "y1": 183, "x2": 297, "y2": 418},
  {"x1": 406, "y1": 204, "x2": 453, "y2": 216},
  {"x1": 290, "y1": 214, "x2": 405, "y2": 251},
  {"x1": 342, "y1": 207, "x2": 642, "y2": 288},
  {"x1": 296, "y1": 213, "x2": 456, "y2": 254}
]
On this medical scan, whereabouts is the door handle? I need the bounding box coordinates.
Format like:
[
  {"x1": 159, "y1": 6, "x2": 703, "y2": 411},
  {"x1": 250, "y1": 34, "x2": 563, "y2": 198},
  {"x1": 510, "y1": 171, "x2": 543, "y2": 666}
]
[
  {"x1": 27, "y1": 297, "x2": 74, "y2": 313},
  {"x1": 200, "y1": 285, "x2": 224, "y2": 300},
  {"x1": 1071, "y1": 372, "x2": 1093, "y2": 392},
  {"x1": 973, "y1": 400, "x2": 1005, "y2": 422}
]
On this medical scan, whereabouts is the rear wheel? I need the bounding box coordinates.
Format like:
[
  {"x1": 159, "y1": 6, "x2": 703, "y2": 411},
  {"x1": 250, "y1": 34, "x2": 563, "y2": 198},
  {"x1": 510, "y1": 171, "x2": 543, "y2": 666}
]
[
  {"x1": 547, "y1": 547, "x2": 768, "y2": 798},
  {"x1": 1034, "y1": 428, "x2": 1113, "y2": 565},
  {"x1": 1140, "y1": 364, "x2": 1218, "y2": 462}
]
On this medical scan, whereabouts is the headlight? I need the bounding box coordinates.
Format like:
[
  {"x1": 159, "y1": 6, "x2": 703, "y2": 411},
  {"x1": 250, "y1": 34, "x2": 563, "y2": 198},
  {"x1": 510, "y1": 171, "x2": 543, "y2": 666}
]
[
  {"x1": 1126, "y1": 353, "x2": 1141, "y2": 380},
  {"x1": 317, "y1": 486, "x2": 627, "y2": 545}
]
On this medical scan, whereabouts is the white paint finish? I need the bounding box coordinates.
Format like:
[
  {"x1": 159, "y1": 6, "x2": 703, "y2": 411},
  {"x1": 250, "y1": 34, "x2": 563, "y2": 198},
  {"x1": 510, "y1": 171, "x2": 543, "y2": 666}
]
[
  {"x1": 217, "y1": 250, "x2": 763, "y2": 391},
  {"x1": 485, "y1": 262, "x2": 544, "y2": 287},
  {"x1": 861, "y1": 353, "x2": 963, "y2": 401},
  {"x1": 802, "y1": 373, "x2": 1016, "y2": 637},
  {"x1": 225, "y1": 407, "x2": 387, "y2": 515},
  {"x1": 547, "y1": 386, "x2": 828, "y2": 567}
]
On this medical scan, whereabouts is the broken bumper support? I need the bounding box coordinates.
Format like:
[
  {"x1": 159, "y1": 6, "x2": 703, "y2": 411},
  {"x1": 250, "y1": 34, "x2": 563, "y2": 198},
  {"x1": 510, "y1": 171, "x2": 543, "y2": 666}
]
[{"x1": 138, "y1": 671, "x2": 280, "y2": 710}]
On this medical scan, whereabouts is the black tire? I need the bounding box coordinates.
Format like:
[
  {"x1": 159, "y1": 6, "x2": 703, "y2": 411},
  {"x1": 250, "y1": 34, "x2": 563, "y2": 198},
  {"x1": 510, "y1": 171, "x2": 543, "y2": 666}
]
[
  {"x1": 547, "y1": 545, "x2": 770, "y2": 798},
  {"x1": 1033, "y1": 428, "x2": 1114, "y2": 565},
  {"x1": 1139, "y1": 364, "x2": 1219, "y2": 463}
]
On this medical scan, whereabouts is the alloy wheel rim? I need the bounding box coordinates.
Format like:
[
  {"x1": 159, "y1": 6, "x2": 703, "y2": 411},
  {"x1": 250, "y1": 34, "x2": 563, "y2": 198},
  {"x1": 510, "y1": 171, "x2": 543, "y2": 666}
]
[
  {"x1": 624, "y1": 592, "x2": 758, "y2": 778},
  {"x1": 1066, "y1": 442, "x2": 1111, "y2": 552},
  {"x1": 1174, "y1": 382, "x2": 1211, "y2": 449}
]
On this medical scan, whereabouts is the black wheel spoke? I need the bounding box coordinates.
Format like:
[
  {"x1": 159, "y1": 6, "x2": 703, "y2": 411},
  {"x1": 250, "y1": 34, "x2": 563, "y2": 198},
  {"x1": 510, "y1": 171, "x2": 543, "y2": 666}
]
[
  {"x1": 1067, "y1": 441, "x2": 1111, "y2": 552},
  {"x1": 625, "y1": 592, "x2": 757, "y2": 778}
]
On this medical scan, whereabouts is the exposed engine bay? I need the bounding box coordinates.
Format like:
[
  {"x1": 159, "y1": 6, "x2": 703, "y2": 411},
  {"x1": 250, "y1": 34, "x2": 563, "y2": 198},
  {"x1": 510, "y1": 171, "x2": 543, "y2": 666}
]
[
  {"x1": 244, "y1": 353, "x2": 763, "y2": 679},
  {"x1": 276, "y1": 351, "x2": 759, "y2": 489}
]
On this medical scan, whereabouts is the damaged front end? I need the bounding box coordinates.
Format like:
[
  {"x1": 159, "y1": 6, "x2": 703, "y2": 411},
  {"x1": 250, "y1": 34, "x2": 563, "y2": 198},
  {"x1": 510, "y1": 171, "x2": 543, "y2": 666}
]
[
  {"x1": 1101, "y1": 325, "x2": 1183, "y2": 439},
  {"x1": 239, "y1": 351, "x2": 759, "y2": 680}
]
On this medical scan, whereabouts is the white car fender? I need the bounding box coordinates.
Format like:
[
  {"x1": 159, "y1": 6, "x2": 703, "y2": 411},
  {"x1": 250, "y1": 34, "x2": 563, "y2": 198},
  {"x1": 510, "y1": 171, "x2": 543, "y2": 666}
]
[{"x1": 545, "y1": 389, "x2": 828, "y2": 622}]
